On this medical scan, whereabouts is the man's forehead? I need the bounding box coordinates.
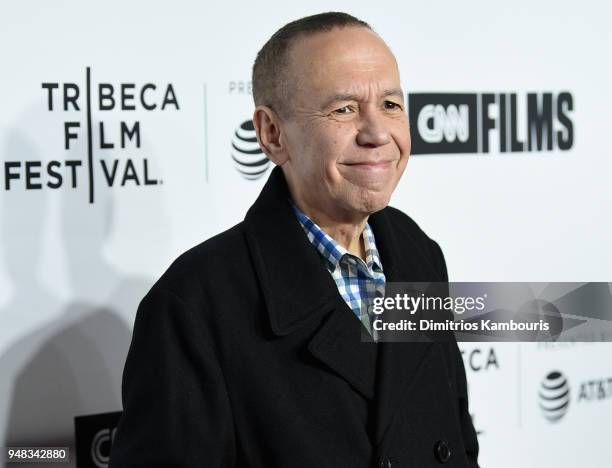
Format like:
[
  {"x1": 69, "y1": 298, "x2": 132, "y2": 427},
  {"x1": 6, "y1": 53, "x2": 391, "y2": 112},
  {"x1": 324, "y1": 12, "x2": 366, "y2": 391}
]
[{"x1": 285, "y1": 27, "x2": 402, "y2": 108}]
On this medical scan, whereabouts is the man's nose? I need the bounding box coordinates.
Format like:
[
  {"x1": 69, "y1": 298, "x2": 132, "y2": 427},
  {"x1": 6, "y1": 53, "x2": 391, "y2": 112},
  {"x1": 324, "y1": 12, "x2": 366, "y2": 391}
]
[{"x1": 356, "y1": 109, "x2": 391, "y2": 147}]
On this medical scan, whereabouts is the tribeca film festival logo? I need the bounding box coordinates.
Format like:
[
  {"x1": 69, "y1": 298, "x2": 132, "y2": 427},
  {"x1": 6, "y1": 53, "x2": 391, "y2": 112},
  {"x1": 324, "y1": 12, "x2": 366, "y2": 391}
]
[
  {"x1": 538, "y1": 370, "x2": 612, "y2": 423},
  {"x1": 461, "y1": 345, "x2": 500, "y2": 438},
  {"x1": 3, "y1": 67, "x2": 179, "y2": 203},
  {"x1": 408, "y1": 92, "x2": 574, "y2": 155}
]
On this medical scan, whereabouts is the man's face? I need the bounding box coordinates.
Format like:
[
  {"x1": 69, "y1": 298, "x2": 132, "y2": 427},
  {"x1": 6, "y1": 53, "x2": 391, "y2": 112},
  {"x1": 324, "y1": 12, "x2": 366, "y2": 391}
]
[{"x1": 279, "y1": 26, "x2": 410, "y2": 220}]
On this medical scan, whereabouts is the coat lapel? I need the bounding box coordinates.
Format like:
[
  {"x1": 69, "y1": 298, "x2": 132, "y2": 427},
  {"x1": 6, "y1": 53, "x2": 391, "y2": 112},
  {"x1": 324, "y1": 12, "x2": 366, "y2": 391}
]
[
  {"x1": 368, "y1": 208, "x2": 441, "y2": 453},
  {"x1": 243, "y1": 165, "x2": 444, "y2": 450},
  {"x1": 243, "y1": 166, "x2": 377, "y2": 400},
  {"x1": 307, "y1": 296, "x2": 378, "y2": 400}
]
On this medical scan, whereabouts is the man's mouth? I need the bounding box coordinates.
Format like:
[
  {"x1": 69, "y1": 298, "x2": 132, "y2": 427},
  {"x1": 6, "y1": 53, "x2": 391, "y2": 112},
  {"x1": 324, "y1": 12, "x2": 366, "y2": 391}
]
[{"x1": 339, "y1": 159, "x2": 396, "y2": 169}]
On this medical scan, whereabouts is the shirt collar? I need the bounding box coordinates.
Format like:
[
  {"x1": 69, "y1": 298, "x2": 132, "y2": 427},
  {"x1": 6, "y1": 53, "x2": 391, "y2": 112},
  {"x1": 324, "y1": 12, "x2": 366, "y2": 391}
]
[{"x1": 289, "y1": 199, "x2": 383, "y2": 274}]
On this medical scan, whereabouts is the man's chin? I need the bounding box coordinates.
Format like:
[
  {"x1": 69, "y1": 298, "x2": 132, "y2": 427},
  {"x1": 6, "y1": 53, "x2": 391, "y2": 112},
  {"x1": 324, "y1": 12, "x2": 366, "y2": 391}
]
[{"x1": 350, "y1": 190, "x2": 392, "y2": 216}]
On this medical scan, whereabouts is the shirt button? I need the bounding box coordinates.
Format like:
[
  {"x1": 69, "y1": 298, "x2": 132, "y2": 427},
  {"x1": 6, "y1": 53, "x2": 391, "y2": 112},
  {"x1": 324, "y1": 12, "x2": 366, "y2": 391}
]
[{"x1": 433, "y1": 439, "x2": 451, "y2": 463}]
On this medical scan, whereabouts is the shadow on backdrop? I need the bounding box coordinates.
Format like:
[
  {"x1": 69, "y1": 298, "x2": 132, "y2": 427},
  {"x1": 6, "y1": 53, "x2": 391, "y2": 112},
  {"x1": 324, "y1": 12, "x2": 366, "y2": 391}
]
[{"x1": 0, "y1": 113, "x2": 159, "y2": 466}]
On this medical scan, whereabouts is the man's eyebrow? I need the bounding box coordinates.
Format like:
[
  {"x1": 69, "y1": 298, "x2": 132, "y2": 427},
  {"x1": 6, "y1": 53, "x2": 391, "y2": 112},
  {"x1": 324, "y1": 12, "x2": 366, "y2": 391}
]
[
  {"x1": 381, "y1": 88, "x2": 405, "y2": 101},
  {"x1": 321, "y1": 88, "x2": 405, "y2": 109}
]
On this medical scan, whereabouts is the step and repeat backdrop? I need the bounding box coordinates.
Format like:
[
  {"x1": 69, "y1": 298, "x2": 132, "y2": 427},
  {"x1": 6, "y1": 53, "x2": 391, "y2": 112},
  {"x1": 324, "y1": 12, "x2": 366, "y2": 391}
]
[{"x1": 1, "y1": 1, "x2": 611, "y2": 467}]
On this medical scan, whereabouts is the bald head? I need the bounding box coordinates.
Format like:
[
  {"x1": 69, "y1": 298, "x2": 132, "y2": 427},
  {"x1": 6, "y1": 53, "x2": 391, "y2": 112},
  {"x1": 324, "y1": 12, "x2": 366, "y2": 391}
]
[{"x1": 252, "y1": 12, "x2": 372, "y2": 117}]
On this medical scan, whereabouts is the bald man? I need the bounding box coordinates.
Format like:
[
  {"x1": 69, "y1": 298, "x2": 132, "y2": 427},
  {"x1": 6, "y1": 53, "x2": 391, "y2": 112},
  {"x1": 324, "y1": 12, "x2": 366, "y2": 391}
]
[{"x1": 110, "y1": 12, "x2": 479, "y2": 468}]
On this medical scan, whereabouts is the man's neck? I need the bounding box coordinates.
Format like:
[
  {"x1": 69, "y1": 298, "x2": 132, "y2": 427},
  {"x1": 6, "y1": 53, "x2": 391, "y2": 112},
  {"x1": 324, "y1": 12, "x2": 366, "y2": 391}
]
[
  {"x1": 324, "y1": 221, "x2": 367, "y2": 260},
  {"x1": 291, "y1": 199, "x2": 369, "y2": 261}
]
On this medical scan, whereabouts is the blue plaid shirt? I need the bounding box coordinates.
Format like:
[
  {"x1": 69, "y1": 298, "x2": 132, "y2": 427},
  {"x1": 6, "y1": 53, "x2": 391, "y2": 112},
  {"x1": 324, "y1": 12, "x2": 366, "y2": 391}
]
[{"x1": 290, "y1": 200, "x2": 386, "y2": 336}]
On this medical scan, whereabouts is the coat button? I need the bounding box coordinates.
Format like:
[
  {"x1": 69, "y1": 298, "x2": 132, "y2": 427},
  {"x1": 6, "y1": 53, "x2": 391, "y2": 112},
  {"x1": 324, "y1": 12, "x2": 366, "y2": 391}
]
[
  {"x1": 434, "y1": 440, "x2": 451, "y2": 463},
  {"x1": 379, "y1": 458, "x2": 392, "y2": 468}
]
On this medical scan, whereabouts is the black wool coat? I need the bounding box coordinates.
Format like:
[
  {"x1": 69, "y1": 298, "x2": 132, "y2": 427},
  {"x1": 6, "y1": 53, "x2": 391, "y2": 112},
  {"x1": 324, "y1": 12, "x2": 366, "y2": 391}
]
[{"x1": 109, "y1": 166, "x2": 479, "y2": 468}]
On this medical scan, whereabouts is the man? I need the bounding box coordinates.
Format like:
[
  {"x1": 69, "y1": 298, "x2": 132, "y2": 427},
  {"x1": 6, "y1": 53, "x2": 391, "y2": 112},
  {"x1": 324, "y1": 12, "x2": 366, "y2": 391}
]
[{"x1": 109, "y1": 12, "x2": 479, "y2": 468}]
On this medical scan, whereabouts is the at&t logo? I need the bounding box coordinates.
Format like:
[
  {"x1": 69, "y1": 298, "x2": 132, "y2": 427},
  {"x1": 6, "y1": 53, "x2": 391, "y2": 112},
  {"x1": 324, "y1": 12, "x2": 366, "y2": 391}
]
[
  {"x1": 539, "y1": 370, "x2": 570, "y2": 422},
  {"x1": 231, "y1": 119, "x2": 270, "y2": 180}
]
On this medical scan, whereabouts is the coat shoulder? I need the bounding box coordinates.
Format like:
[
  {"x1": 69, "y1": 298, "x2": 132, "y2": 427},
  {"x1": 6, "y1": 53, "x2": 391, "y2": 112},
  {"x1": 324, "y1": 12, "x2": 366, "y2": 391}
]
[
  {"x1": 384, "y1": 206, "x2": 429, "y2": 234},
  {"x1": 383, "y1": 205, "x2": 431, "y2": 239},
  {"x1": 382, "y1": 205, "x2": 449, "y2": 281},
  {"x1": 148, "y1": 222, "x2": 250, "y2": 303}
]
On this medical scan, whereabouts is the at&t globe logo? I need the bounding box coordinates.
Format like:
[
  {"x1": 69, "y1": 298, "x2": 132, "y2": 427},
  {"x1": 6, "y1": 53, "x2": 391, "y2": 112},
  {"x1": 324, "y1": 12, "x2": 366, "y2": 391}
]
[
  {"x1": 231, "y1": 119, "x2": 270, "y2": 180},
  {"x1": 539, "y1": 370, "x2": 570, "y2": 422}
]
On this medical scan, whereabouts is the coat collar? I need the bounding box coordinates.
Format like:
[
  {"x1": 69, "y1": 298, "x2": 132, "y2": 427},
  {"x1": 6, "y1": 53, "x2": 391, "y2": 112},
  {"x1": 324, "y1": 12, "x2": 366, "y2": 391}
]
[
  {"x1": 244, "y1": 165, "x2": 441, "y2": 449},
  {"x1": 243, "y1": 165, "x2": 339, "y2": 336},
  {"x1": 244, "y1": 166, "x2": 438, "y2": 330}
]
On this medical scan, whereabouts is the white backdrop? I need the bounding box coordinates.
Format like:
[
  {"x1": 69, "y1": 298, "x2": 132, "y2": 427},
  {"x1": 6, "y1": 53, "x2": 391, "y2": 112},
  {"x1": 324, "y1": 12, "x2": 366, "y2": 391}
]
[{"x1": 1, "y1": 1, "x2": 611, "y2": 467}]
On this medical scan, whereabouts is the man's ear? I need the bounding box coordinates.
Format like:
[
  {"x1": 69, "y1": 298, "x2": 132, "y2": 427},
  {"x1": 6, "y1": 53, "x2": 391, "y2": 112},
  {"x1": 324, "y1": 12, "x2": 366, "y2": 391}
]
[{"x1": 252, "y1": 105, "x2": 289, "y2": 165}]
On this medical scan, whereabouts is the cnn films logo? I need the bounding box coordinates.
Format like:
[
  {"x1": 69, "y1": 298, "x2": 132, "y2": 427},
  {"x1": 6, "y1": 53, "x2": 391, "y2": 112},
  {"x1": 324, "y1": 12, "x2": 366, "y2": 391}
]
[
  {"x1": 74, "y1": 411, "x2": 121, "y2": 468},
  {"x1": 408, "y1": 92, "x2": 573, "y2": 155},
  {"x1": 90, "y1": 427, "x2": 117, "y2": 468},
  {"x1": 3, "y1": 67, "x2": 179, "y2": 203},
  {"x1": 538, "y1": 370, "x2": 612, "y2": 423}
]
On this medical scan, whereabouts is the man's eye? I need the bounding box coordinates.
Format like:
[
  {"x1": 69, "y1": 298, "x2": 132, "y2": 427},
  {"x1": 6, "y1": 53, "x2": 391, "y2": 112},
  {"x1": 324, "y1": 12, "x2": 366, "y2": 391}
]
[
  {"x1": 384, "y1": 101, "x2": 402, "y2": 110},
  {"x1": 333, "y1": 106, "x2": 354, "y2": 114}
]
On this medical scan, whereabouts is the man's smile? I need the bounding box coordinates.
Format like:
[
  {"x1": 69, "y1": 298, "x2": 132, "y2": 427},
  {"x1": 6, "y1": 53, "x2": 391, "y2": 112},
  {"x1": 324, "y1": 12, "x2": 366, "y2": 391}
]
[{"x1": 338, "y1": 159, "x2": 398, "y2": 173}]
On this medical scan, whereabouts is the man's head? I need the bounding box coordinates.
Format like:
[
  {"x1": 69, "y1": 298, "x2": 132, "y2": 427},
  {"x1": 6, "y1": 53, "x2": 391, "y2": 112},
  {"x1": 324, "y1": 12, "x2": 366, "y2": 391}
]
[{"x1": 252, "y1": 12, "x2": 410, "y2": 222}]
